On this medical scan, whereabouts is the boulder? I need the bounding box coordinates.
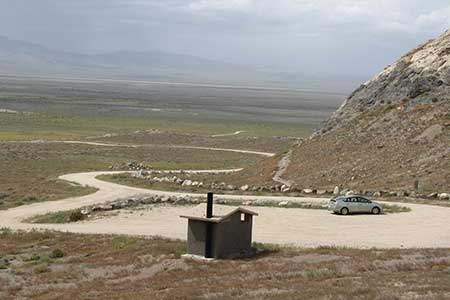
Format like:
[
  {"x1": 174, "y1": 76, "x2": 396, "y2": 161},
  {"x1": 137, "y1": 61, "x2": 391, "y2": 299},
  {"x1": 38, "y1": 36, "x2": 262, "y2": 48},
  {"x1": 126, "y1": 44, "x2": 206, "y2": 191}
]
[
  {"x1": 111, "y1": 202, "x2": 122, "y2": 210},
  {"x1": 175, "y1": 195, "x2": 192, "y2": 204},
  {"x1": 427, "y1": 192, "x2": 438, "y2": 198},
  {"x1": 240, "y1": 185, "x2": 249, "y2": 191},
  {"x1": 127, "y1": 198, "x2": 138, "y2": 204},
  {"x1": 333, "y1": 186, "x2": 340, "y2": 195},
  {"x1": 438, "y1": 193, "x2": 450, "y2": 200},
  {"x1": 396, "y1": 191, "x2": 407, "y2": 197},
  {"x1": 278, "y1": 201, "x2": 290, "y2": 207},
  {"x1": 226, "y1": 185, "x2": 236, "y2": 191},
  {"x1": 140, "y1": 197, "x2": 155, "y2": 204},
  {"x1": 316, "y1": 190, "x2": 327, "y2": 195},
  {"x1": 373, "y1": 191, "x2": 382, "y2": 197},
  {"x1": 99, "y1": 205, "x2": 113, "y2": 211},
  {"x1": 281, "y1": 186, "x2": 291, "y2": 193},
  {"x1": 138, "y1": 170, "x2": 149, "y2": 177},
  {"x1": 302, "y1": 189, "x2": 313, "y2": 194},
  {"x1": 80, "y1": 208, "x2": 92, "y2": 216},
  {"x1": 182, "y1": 180, "x2": 193, "y2": 186}
]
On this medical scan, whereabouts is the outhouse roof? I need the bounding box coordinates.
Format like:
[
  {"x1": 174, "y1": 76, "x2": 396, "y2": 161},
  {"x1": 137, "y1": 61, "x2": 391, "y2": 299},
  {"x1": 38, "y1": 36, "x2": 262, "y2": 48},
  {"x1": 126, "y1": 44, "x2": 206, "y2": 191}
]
[{"x1": 180, "y1": 203, "x2": 258, "y2": 223}]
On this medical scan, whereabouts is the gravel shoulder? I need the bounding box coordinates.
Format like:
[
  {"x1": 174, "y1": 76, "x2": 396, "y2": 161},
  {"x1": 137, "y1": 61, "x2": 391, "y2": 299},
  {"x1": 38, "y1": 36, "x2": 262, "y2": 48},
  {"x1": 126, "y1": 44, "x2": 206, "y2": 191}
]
[{"x1": 1, "y1": 171, "x2": 450, "y2": 248}]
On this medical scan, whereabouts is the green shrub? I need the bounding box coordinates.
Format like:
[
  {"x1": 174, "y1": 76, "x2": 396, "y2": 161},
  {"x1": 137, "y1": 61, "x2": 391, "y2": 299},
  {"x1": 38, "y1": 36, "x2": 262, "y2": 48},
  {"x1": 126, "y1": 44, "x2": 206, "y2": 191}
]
[
  {"x1": 49, "y1": 249, "x2": 64, "y2": 259},
  {"x1": 0, "y1": 259, "x2": 9, "y2": 270},
  {"x1": 69, "y1": 210, "x2": 84, "y2": 222},
  {"x1": 24, "y1": 254, "x2": 41, "y2": 262},
  {"x1": 38, "y1": 255, "x2": 51, "y2": 264},
  {"x1": 34, "y1": 263, "x2": 49, "y2": 274}
]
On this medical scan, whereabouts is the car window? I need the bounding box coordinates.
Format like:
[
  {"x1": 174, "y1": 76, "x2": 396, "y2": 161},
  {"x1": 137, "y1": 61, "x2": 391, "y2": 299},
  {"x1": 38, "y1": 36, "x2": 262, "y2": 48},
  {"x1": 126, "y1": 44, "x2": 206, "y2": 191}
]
[{"x1": 359, "y1": 197, "x2": 371, "y2": 203}]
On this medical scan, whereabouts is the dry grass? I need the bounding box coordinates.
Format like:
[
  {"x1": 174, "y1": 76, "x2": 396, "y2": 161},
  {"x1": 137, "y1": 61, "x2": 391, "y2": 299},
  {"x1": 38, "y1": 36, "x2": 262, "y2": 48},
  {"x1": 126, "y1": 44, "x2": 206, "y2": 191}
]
[
  {"x1": 285, "y1": 103, "x2": 450, "y2": 193},
  {"x1": 1, "y1": 229, "x2": 449, "y2": 300},
  {"x1": 0, "y1": 139, "x2": 265, "y2": 209}
]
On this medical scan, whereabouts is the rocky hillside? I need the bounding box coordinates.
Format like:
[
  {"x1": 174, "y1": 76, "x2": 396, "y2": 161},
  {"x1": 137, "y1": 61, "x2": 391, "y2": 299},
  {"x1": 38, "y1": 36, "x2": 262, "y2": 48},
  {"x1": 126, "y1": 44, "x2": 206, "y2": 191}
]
[{"x1": 284, "y1": 30, "x2": 450, "y2": 194}]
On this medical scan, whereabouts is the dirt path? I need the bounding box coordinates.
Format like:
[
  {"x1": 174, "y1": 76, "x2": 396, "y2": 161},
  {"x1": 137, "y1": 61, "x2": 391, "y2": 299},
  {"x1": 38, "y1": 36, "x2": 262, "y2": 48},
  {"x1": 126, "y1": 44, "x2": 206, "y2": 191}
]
[
  {"x1": 1, "y1": 171, "x2": 450, "y2": 248},
  {"x1": 11, "y1": 140, "x2": 275, "y2": 157},
  {"x1": 211, "y1": 131, "x2": 245, "y2": 138},
  {"x1": 272, "y1": 149, "x2": 294, "y2": 186}
]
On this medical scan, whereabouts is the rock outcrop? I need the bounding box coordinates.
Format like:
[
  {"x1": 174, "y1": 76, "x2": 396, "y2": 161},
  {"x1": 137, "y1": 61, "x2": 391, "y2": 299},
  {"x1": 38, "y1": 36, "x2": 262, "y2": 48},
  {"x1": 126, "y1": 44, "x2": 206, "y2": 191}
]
[
  {"x1": 323, "y1": 30, "x2": 450, "y2": 133},
  {"x1": 285, "y1": 30, "x2": 450, "y2": 193}
]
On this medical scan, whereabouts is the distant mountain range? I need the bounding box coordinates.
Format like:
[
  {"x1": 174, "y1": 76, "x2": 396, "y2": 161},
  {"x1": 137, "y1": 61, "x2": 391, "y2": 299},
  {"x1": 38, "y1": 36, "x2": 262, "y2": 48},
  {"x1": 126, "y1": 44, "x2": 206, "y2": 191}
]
[
  {"x1": 0, "y1": 35, "x2": 360, "y2": 93},
  {"x1": 0, "y1": 35, "x2": 248, "y2": 80}
]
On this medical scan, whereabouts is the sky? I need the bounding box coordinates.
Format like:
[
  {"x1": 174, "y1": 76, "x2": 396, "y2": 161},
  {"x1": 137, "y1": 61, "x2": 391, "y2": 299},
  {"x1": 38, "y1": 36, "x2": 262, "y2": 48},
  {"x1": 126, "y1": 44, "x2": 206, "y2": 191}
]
[{"x1": 1, "y1": 0, "x2": 450, "y2": 77}]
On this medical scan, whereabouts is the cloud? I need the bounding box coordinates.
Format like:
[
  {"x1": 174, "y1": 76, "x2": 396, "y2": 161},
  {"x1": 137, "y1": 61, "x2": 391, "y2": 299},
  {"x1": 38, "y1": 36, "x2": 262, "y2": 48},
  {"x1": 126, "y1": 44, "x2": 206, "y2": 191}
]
[
  {"x1": 188, "y1": 0, "x2": 253, "y2": 11},
  {"x1": 0, "y1": 0, "x2": 449, "y2": 76},
  {"x1": 183, "y1": 0, "x2": 450, "y2": 34}
]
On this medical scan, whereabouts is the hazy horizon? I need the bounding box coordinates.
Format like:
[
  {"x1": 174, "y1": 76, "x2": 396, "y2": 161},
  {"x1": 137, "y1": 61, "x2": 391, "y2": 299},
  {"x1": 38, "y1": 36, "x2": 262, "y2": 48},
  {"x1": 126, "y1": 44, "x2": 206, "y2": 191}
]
[{"x1": 1, "y1": 0, "x2": 449, "y2": 79}]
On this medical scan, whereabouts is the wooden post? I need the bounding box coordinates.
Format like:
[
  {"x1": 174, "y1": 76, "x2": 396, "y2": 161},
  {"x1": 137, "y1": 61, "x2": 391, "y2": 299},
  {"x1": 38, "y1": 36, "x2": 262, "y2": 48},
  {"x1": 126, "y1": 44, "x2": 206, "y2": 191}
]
[{"x1": 205, "y1": 192, "x2": 213, "y2": 258}]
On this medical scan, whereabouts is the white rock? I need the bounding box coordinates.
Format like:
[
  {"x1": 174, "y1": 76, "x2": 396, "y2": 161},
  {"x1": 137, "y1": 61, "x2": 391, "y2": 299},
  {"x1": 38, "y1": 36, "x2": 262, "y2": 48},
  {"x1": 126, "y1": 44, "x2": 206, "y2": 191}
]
[
  {"x1": 80, "y1": 208, "x2": 91, "y2": 215},
  {"x1": 240, "y1": 185, "x2": 249, "y2": 191},
  {"x1": 302, "y1": 189, "x2": 313, "y2": 194},
  {"x1": 438, "y1": 193, "x2": 450, "y2": 200},
  {"x1": 316, "y1": 190, "x2": 327, "y2": 195},
  {"x1": 278, "y1": 201, "x2": 289, "y2": 207},
  {"x1": 281, "y1": 186, "x2": 291, "y2": 193},
  {"x1": 333, "y1": 186, "x2": 340, "y2": 195},
  {"x1": 182, "y1": 180, "x2": 193, "y2": 186}
]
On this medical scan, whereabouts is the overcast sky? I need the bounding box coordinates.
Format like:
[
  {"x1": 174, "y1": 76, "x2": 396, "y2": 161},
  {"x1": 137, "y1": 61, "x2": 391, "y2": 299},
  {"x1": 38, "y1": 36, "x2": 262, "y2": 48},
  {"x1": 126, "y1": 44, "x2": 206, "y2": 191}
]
[{"x1": 1, "y1": 0, "x2": 449, "y2": 77}]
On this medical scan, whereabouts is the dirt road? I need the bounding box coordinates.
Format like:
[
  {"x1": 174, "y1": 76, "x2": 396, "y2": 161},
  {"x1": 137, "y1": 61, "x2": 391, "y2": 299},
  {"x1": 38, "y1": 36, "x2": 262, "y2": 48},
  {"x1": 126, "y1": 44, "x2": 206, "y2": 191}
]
[
  {"x1": 12, "y1": 140, "x2": 276, "y2": 157},
  {"x1": 1, "y1": 171, "x2": 450, "y2": 248}
]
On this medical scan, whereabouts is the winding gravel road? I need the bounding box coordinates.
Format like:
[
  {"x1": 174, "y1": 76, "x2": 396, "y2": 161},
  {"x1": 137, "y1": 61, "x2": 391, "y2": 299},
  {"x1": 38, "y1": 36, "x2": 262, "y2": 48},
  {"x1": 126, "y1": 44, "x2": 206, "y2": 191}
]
[
  {"x1": 18, "y1": 140, "x2": 276, "y2": 157},
  {"x1": 1, "y1": 171, "x2": 450, "y2": 248}
]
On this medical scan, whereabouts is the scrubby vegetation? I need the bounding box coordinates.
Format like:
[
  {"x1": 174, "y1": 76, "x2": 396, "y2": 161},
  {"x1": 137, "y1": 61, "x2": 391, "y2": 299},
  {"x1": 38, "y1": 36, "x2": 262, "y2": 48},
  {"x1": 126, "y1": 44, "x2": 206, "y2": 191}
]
[{"x1": 0, "y1": 229, "x2": 449, "y2": 300}]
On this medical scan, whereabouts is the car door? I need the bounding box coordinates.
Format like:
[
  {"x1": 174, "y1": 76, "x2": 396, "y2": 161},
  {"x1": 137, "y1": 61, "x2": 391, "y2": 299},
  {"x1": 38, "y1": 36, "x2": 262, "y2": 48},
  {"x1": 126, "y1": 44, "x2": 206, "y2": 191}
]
[
  {"x1": 349, "y1": 197, "x2": 361, "y2": 213},
  {"x1": 358, "y1": 197, "x2": 371, "y2": 213}
]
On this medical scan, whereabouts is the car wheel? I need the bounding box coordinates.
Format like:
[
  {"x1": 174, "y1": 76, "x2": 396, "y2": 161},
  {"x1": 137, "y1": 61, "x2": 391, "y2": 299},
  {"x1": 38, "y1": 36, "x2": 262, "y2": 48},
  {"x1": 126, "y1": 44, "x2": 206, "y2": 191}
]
[
  {"x1": 372, "y1": 207, "x2": 381, "y2": 215},
  {"x1": 340, "y1": 207, "x2": 349, "y2": 215}
]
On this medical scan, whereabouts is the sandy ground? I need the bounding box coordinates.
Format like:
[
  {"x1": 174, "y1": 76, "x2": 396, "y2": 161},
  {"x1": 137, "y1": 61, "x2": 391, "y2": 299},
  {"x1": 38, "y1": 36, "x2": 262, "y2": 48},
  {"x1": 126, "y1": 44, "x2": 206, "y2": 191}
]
[{"x1": 1, "y1": 171, "x2": 450, "y2": 248}]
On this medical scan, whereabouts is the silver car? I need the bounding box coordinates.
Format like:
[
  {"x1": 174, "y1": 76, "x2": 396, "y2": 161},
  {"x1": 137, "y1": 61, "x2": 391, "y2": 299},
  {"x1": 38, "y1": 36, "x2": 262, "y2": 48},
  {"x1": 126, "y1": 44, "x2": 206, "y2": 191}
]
[{"x1": 328, "y1": 195, "x2": 383, "y2": 215}]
